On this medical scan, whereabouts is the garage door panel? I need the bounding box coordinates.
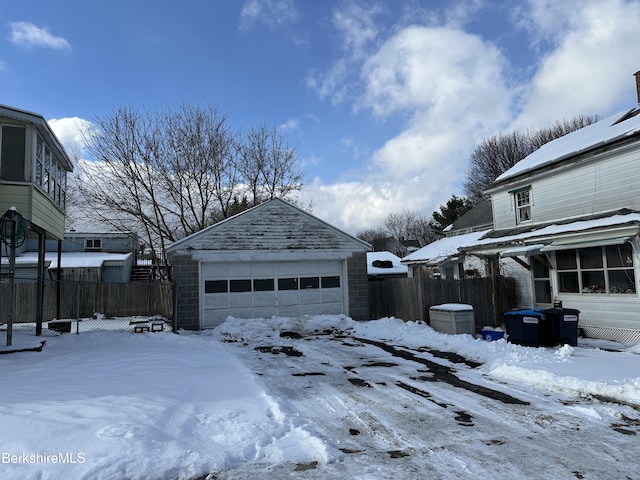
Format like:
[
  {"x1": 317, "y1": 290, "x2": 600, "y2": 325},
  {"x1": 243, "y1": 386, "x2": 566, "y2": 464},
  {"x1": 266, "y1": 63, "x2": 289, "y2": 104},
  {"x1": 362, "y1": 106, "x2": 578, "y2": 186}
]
[
  {"x1": 229, "y1": 263, "x2": 252, "y2": 276},
  {"x1": 252, "y1": 263, "x2": 275, "y2": 276},
  {"x1": 203, "y1": 311, "x2": 228, "y2": 328},
  {"x1": 202, "y1": 263, "x2": 227, "y2": 277},
  {"x1": 229, "y1": 292, "x2": 252, "y2": 308},
  {"x1": 321, "y1": 303, "x2": 343, "y2": 315},
  {"x1": 277, "y1": 263, "x2": 299, "y2": 275},
  {"x1": 278, "y1": 291, "x2": 300, "y2": 306},
  {"x1": 253, "y1": 306, "x2": 277, "y2": 318},
  {"x1": 300, "y1": 290, "x2": 321, "y2": 303},
  {"x1": 253, "y1": 292, "x2": 276, "y2": 307},
  {"x1": 278, "y1": 305, "x2": 300, "y2": 317},
  {"x1": 319, "y1": 261, "x2": 341, "y2": 274},
  {"x1": 205, "y1": 294, "x2": 228, "y2": 308},
  {"x1": 322, "y1": 289, "x2": 343, "y2": 303}
]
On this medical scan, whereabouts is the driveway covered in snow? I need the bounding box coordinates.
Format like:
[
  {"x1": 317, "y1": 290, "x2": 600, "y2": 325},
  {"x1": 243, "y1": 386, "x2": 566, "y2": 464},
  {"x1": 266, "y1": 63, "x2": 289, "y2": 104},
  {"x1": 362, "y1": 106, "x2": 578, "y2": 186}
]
[
  {"x1": 2, "y1": 315, "x2": 638, "y2": 480},
  {"x1": 215, "y1": 317, "x2": 639, "y2": 479}
]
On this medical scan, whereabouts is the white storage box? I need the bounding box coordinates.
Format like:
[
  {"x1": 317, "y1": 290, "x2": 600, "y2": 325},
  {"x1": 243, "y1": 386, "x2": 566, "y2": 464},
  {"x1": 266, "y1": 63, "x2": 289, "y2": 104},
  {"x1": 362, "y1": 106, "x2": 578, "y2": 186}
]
[{"x1": 429, "y1": 303, "x2": 475, "y2": 335}]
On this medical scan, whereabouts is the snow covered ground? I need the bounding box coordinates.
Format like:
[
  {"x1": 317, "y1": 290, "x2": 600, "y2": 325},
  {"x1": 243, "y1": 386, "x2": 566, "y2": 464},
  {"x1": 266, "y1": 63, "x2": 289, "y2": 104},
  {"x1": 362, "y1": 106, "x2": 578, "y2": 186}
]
[{"x1": 1, "y1": 315, "x2": 639, "y2": 479}]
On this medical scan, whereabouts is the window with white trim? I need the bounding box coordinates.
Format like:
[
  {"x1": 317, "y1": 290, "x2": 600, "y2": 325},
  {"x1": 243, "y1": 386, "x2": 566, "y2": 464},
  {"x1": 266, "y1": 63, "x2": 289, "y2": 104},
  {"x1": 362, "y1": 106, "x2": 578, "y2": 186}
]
[
  {"x1": 556, "y1": 244, "x2": 635, "y2": 294},
  {"x1": 85, "y1": 238, "x2": 102, "y2": 251},
  {"x1": 514, "y1": 188, "x2": 531, "y2": 224}
]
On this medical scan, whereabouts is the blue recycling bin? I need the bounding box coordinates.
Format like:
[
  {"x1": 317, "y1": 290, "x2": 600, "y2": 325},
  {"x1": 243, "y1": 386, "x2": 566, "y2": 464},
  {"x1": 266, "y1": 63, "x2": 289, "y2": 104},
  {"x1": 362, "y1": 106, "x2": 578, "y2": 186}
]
[
  {"x1": 502, "y1": 309, "x2": 551, "y2": 347},
  {"x1": 543, "y1": 308, "x2": 580, "y2": 346}
]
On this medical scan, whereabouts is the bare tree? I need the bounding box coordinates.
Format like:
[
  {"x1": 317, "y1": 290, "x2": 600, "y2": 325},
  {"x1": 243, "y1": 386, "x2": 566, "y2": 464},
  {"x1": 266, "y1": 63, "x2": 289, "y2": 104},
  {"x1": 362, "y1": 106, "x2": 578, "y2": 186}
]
[
  {"x1": 73, "y1": 103, "x2": 305, "y2": 266},
  {"x1": 464, "y1": 114, "x2": 598, "y2": 201},
  {"x1": 383, "y1": 210, "x2": 437, "y2": 247},
  {"x1": 358, "y1": 210, "x2": 438, "y2": 256},
  {"x1": 357, "y1": 228, "x2": 390, "y2": 251},
  {"x1": 409, "y1": 215, "x2": 438, "y2": 246},
  {"x1": 238, "y1": 123, "x2": 305, "y2": 206}
]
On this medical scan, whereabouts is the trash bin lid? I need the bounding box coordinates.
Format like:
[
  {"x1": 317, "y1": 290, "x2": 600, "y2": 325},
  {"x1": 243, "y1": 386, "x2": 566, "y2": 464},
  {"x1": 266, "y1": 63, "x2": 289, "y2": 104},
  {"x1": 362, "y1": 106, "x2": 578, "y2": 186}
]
[
  {"x1": 429, "y1": 303, "x2": 474, "y2": 312},
  {"x1": 503, "y1": 308, "x2": 544, "y2": 317},
  {"x1": 544, "y1": 308, "x2": 580, "y2": 315}
]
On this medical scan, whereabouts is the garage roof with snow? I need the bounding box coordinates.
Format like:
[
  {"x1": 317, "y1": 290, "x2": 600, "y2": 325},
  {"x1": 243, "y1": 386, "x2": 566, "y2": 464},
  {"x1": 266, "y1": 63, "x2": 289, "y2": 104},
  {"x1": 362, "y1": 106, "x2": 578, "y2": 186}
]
[{"x1": 167, "y1": 198, "x2": 371, "y2": 256}]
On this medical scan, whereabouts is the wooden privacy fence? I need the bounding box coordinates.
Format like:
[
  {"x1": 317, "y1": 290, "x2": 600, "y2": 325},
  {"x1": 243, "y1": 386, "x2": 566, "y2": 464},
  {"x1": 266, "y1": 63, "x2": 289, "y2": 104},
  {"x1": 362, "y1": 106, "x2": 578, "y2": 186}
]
[
  {"x1": 369, "y1": 276, "x2": 516, "y2": 330},
  {"x1": 0, "y1": 280, "x2": 173, "y2": 323}
]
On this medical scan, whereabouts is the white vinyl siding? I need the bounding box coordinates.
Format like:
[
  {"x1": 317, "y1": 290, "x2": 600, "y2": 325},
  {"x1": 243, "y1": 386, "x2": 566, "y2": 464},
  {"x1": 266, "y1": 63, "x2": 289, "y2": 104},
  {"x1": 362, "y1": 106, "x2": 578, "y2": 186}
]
[{"x1": 492, "y1": 143, "x2": 640, "y2": 230}]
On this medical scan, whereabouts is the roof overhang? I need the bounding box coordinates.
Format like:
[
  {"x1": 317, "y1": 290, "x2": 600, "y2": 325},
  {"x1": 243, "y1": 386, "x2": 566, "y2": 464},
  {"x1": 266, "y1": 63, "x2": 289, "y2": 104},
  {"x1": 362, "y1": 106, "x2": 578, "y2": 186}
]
[
  {"x1": 540, "y1": 236, "x2": 631, "y2": 252},
  {"x1": 500, "y1": 244, "x2": 545, "y2": 258}
]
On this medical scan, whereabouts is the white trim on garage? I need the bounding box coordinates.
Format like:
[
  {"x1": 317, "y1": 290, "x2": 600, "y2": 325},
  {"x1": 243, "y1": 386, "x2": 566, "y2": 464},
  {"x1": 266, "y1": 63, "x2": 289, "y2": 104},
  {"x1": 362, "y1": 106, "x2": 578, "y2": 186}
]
[{"x1": 200, "y1": 260, "x2": 346, "y2": 328}]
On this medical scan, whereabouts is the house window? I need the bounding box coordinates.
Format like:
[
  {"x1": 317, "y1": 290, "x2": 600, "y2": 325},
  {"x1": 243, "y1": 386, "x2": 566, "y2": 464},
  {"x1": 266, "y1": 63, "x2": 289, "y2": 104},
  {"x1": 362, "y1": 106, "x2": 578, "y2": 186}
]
[
  {"x1": 556, "y1": 243, "x2": 635, "y2": 294},
  {"x1": 514, "y1": 187, "x2": 531, "y2": 224},
  {"x1": 34, "y1": 133, "x2": 68, "y2": 210},
  {"x1": 35, "y1": 135, "x2": 43, "y2": 185},
  {"x1": 532, "y1": 256, "x2": 552, "y2": 303},
  {"x1": 85, "y1": 239, "x2": 102, "y2": 251},
  {"x1": 43, "y1": 145, "x2": 51, "y2": 194},
  {"x1": 1, "y1": 125, "x2": 26, "y2": 181}
]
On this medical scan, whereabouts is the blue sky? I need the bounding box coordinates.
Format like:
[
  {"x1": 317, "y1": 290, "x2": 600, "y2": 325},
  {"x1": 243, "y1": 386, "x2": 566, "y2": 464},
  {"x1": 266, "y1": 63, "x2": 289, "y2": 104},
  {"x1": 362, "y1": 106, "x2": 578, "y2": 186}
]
[{"x1": 2, "y1": 0, "x2": 640, "y2": 233}]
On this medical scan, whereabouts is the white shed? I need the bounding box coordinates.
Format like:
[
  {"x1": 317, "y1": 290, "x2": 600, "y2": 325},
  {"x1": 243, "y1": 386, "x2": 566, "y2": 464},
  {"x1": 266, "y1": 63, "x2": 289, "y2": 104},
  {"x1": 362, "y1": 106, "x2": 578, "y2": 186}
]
[{"x1": 167, "y1": 198, "x2": 371, "y2": 329}]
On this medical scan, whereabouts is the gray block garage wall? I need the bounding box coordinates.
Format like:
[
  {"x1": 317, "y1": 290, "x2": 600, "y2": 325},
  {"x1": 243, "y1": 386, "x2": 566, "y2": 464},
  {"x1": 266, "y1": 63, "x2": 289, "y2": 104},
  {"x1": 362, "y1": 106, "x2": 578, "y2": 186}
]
[
  {"x1": 348, "y1": 251, "x2": 370, "y2": 320},
  {"x1": 169, "y1": 253, "x2": 200, "y2": 330}
]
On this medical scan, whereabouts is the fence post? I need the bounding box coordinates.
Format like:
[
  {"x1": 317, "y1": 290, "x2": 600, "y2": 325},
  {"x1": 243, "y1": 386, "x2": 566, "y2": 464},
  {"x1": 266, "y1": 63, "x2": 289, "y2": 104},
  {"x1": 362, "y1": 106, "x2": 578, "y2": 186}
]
[{"x1": 172, "y1": 282, "x2": 178, "y2": 333}]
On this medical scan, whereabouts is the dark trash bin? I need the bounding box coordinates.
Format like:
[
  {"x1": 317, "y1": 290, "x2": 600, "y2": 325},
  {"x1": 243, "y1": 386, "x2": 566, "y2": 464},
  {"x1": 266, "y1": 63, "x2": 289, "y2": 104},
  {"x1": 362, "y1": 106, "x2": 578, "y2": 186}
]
[
  {"x1": 543, "y1": 308, "x2": 580, "y2": 346},
  {"x1": 502, "y1": 309, "x2": 551, "y2": 347}
]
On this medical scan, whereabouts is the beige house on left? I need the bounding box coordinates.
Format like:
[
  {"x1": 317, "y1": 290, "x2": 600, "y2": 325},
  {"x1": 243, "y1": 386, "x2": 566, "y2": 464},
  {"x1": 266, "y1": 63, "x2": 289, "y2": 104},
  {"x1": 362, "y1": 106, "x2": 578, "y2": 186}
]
[{"x1": 0, "y1": 104, "x2": 73, "y2": 241}]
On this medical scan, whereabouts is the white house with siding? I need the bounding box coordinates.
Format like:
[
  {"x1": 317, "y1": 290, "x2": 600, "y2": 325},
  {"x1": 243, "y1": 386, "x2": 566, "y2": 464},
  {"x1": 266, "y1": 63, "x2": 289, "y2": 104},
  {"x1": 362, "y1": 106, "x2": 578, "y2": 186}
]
[{"x1": 461, "y1": 79, "x2": 640, "y2": 343}]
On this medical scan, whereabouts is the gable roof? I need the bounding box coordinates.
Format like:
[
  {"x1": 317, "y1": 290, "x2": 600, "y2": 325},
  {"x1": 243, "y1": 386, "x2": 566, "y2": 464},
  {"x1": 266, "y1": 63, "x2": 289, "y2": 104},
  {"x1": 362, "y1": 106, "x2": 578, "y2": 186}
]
[
  {"x1": 401, "y1": 230, "x2": 490, "y2": 266},
  {"x1": 448, "y1": 199, "x2": 493, "y2": 233},
  {"x1": 166, "y1": 198, "x2": 371, "y2": 253},
  {"x1": 493, "y1": 109, "x2": 640, "y2": 186}
]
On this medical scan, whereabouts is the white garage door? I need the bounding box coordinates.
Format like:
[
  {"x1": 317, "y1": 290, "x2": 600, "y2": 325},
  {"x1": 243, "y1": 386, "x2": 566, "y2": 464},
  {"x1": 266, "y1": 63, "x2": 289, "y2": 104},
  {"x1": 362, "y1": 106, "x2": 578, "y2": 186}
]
[{"x1": 201, "y1": 261, "x2": 345, "y2": 328}]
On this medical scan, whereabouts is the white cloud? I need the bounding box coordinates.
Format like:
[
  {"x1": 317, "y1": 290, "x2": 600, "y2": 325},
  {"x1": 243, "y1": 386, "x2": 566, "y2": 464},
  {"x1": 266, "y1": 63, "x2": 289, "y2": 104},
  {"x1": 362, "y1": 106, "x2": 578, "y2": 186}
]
[
  {"x1": 306, "y1": 59, "x2": 353, "y2": 105},
  {"x1": 239, "y1": 0, "x2": 300, "y2": 32},
  {"x1": 358, "y1": 26, "x2": 510, "y2": 119},
  {"x1": 303, "y1": 20, "x2": 513, "y2": 232},
  {"x1": 8, "y1": 21, "x2": 71, "y2": 50},
  {"x1": 278, "y1": 113, "x2": 318, "y2": 133},
  {"x1": 332, "y1": 1, "x2": 385, "y2": 58},
  {"x1": 302, "y1": 0, "x2": 640, "y2": 233},
  {"x1": 513, "y1": 0, "x2": 640, "y2": 129},
  {"x1": 47, "y1": 117, "x2": 94, "y2": 164}
]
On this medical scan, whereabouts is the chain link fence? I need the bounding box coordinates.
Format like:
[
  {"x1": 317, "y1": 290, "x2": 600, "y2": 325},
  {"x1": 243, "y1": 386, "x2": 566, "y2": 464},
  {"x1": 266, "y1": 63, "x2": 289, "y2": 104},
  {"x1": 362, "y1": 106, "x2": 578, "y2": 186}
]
[{"x1": 0, "y1": 279, "x2": 174, "y2": 337}]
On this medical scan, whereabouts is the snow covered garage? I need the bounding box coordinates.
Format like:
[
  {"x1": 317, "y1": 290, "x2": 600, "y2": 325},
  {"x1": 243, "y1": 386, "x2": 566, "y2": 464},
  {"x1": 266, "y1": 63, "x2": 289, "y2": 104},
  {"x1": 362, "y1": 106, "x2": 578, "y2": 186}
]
[{"x1": 167, "y1": 198, "x2": 371, "y2": 329}]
